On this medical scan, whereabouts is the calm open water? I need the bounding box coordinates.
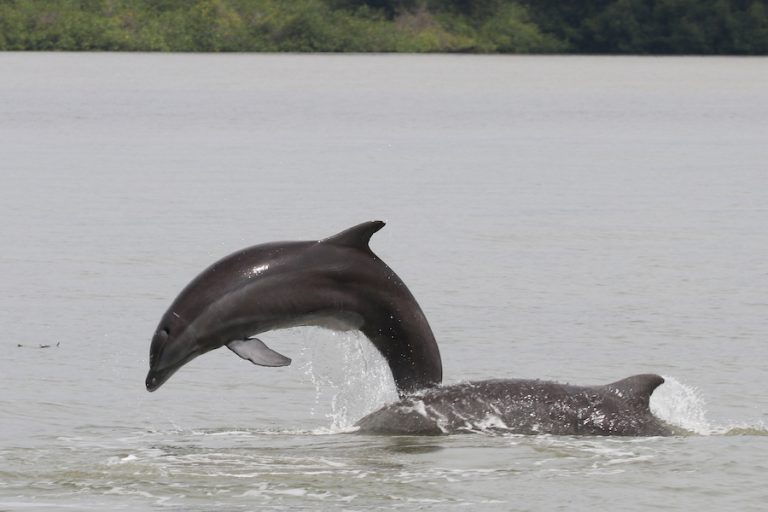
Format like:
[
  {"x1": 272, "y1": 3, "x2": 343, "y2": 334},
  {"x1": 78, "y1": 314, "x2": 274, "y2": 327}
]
[{"x1": 1, "y1": 53, "x2": 767, "y2": 511}]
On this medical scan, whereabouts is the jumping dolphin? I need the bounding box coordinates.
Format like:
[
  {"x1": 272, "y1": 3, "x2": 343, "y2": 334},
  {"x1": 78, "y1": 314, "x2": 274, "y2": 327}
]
[
  {"x1": 145, "y1": 221, "x2": 441, "y2": 394},
  {"x1": 146, "y1": 221, "x2": 673, "y2": 436}
]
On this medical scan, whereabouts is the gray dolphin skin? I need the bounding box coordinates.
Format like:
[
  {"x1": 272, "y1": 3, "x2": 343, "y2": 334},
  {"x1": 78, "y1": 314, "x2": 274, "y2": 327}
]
[
  {"x1": 145, "y1": 221, "x2": 442, "y2": 395},
  {"x1": 355, "y1": 374, "x2": 673, "y2": 436},
  {"x1": 146, "y1": 221, "x2": 673, "y2": 436}
]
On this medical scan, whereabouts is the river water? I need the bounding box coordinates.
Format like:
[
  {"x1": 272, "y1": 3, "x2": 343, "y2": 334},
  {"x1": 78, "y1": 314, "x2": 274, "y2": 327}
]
[{"x1": 0, "y1": 53, "x2": 766, "y2": 510}]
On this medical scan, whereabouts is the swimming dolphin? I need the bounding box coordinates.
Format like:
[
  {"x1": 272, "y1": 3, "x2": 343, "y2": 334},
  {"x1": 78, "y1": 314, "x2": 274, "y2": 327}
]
[
  {"x1": 355, "y1": 374, "x2": 672, "y2": 436},
  {"x1": 145, "y1": 221, "x2": 442, "y2": 394}
]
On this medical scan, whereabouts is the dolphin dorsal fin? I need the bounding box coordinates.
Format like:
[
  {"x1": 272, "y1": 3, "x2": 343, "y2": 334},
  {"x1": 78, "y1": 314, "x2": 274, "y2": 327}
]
[
  {"x1": 605, "y1": 374, "x2": 665, "y2": 410},
  {"x1": 321, "y1": 221, "x2": 385, "y2": 250}
]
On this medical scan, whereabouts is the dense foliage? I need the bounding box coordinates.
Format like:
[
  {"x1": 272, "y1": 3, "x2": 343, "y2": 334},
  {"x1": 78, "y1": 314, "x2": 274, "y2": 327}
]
[
  {"x1": 520, "y1": 0, "x2": 768, "y2": 53},
  {"x1": 0, "y1": 0, "x2": 766, "y2": 53}
]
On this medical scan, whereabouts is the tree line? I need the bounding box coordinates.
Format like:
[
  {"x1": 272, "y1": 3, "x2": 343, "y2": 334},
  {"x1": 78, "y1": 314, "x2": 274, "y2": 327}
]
[{"x1": 1, "y1": 0, "x2": 766, "y2": 53}]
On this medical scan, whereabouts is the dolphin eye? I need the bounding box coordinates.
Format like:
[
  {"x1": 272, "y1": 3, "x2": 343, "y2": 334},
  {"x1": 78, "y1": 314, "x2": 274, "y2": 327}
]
[{"x1": 159, "y1": 328, "x2": 169, "y2": 339}]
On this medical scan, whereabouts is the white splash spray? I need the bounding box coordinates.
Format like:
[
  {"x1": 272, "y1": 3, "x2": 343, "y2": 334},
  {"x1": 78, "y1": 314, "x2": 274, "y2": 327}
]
[
  {"x1": 651, "y1": 376, "x2": 768, "y2": 436},
  {"x1": 297, "y1": 329, "x2": 399, "y2": 432},
  {"x1": 650, "y1": 376, "x2": 711, "y2": 434}
]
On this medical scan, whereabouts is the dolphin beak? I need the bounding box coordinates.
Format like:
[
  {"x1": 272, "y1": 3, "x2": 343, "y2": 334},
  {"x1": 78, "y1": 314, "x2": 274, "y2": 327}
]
[
  {"x1": 145, "y1": 370, "x2": 162, "y2": 392},
  {"x1": 145, "y1": 365, "x2": 179, "y2": 392},
  {"x1": 145, "y1": 371, "x2": 161, "y2": 392}
]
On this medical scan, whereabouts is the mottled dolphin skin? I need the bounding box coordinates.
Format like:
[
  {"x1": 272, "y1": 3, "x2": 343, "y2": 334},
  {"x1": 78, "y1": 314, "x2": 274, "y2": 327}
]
[
  {"x1": 146, "y1": 221, "x2": 442, "y2": 394},
  {"x1": 356, "y1": 374, "x2": 672, "y2": 436}
]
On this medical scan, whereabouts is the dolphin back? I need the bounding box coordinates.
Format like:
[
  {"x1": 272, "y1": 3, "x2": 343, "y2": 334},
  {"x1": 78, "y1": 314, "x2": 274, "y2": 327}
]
[
  {"x1": 356, "y1": 375, "x2": 673, "y2": 436},
  {"x1": 320, "y1": 221, "x2": 443, "y2": 395}
]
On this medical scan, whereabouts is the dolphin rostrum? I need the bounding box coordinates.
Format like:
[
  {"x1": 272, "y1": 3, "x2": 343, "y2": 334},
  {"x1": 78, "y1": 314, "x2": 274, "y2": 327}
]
[
  {"x1": 146, "y1": 221, "x2": 673, "y2": 436},
  {"x1": 145, "y1": 221, "x2": 442, "y2": 394}
]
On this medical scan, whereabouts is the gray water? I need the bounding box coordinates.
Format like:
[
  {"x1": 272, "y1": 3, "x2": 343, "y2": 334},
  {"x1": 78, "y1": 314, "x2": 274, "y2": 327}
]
[{"x1": 1, "y1": 53, "x2": 767, "y2": 511}]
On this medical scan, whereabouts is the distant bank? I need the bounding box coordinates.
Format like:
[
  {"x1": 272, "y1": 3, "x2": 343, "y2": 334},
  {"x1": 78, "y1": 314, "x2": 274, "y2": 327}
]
[{"x1": 1, "y1": 0, "x2": 766, "y2": 54}]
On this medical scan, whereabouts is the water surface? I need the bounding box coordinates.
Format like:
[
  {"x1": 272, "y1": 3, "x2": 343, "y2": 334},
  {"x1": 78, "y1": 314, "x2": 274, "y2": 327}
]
[{"x1": 1, "y1": 53, "x2": 767, "y2": 510}]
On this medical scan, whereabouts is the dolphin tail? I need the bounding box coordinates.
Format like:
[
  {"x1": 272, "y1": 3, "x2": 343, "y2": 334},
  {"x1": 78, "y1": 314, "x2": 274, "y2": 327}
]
[{"x1": 604, "y1": 374, "x2": 665, "y2": 410}]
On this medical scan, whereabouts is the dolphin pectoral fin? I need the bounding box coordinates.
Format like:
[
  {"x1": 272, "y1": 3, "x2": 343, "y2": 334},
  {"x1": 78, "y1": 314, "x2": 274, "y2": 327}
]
[{"x1": 226, "y1": 338, "x2": 292, "y2": 367}]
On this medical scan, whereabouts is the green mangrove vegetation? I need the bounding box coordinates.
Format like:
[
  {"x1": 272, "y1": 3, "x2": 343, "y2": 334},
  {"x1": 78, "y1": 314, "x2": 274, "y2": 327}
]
[{"x1": 1, "y1": 0, "x2": 766, "y2": 53}]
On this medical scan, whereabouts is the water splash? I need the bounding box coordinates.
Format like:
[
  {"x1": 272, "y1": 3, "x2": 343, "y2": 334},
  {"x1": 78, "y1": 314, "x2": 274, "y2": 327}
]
[
  {"x1": 297, "y1": 329, "x2": 398, "y2": 432},
  {"x1": 650, "y1": 375, "x2": 710, "y2": 434},
  {"x1": 651, "y1": 376, "x2": 768, "y2": 436}
]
